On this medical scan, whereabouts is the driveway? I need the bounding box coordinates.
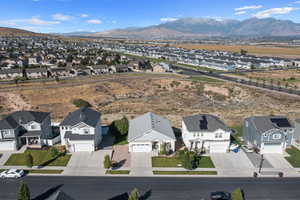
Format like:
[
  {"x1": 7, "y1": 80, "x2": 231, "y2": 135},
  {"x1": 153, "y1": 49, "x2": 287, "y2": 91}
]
[
  {"x1": 130, "y1": 153, "x2": 152, "y2": 176},
  {"x1": 63, "y1": 150, "x2": 112, "y2": 176},
  {"x1": 245, "y1": 152, "x2": 273, "y2": 168},
  {"x1": 210, "y1": 151, "x2": 255, "y2": 177}
]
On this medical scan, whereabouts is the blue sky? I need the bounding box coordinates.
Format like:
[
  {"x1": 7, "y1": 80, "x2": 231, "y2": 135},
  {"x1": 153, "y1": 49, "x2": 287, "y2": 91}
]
[{"x1": 0, "y1": 0, "x2": 300, "y2": 33}]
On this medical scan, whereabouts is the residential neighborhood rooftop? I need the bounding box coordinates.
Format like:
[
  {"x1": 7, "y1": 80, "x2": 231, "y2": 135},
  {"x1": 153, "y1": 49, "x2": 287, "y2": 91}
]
[{"x1": 60, "y1": 107, "x2": 101, "y2": 127}]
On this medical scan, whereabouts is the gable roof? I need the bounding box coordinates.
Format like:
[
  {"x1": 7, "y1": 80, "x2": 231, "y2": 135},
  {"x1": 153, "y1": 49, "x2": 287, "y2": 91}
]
[
  {"x1": 246, "y1": 116, "x2": 293, "y2": 134},
  {"x1": 0, "y1": 111, "x2": 50, "y2": 129},
  {"x1": 183, "y1": 114, "x2": 230, "y2": 132},
  {"x1": 60, "y1": 107, "x2": 101, "y2": 128},
  {"x1": 128, "y1": 112, "x2": 176, "y2": 142},
  {"x1": 44, "y1": 190, "x2": 75, "y2": 200}
]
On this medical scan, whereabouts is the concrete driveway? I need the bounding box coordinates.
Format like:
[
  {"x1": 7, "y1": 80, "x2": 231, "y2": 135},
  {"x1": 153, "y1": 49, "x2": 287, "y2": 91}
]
[
  {"x1": 210, "y1": 151, "x2": 255, "y2": 177},
  {"x1": 63, "y1": 150, "x2": 112, "y2": 176},
  {"x1": 130, "y1": 152, "x2": 152, "y2": 176}
]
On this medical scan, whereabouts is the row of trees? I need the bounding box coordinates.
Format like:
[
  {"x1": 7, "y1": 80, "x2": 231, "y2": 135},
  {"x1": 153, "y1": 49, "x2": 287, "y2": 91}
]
[{"x1": 247, "y1": 77, "x2": 298, "y2": 90}]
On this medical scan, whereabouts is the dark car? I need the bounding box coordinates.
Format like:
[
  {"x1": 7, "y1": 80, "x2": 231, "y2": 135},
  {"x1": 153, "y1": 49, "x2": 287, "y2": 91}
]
[{"x1": 210, "y1": 191, "x2": 231, "y2": 200}]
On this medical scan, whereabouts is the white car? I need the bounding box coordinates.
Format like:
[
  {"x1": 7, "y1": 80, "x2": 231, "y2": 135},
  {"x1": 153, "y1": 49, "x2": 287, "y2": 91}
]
[{"x1": 0, "y1": 169, "x2": 25, "y2": 178}]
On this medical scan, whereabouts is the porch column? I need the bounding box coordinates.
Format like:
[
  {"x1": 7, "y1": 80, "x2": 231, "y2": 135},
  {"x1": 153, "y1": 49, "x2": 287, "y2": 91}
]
[{"x1": 26, "y1": 137, "x2": 29, "y2": 146}]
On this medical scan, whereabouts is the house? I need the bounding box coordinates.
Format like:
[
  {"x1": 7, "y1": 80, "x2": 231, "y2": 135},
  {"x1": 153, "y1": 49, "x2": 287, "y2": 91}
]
[
  {"x1": 44, "y1": 190, "x2": 75, "y2": 200},
  {"x1": 128, "y1": 112, "x2": 176, "y2": 153},
  {"x1": 0, "y1": 111, "x2": 59, "y2": 151},
  {"x1": 243, "y1": 116, "x2": 294, "y2": 154},
  {"x1": 182, "y1": 114, "x2": 231, "y2": 153},
  {"x1": 153, "y1": 62, "x2": 173, "y2": 73},
  {"x1": 294, "y1": 119, "x2": 300, "y2": 143},
  {"x1": 110, "y1": 65, "x2": 129, "y2": 73},
  {"x1": 59, "y1": 107, "x2": 102, "y2": 152}
]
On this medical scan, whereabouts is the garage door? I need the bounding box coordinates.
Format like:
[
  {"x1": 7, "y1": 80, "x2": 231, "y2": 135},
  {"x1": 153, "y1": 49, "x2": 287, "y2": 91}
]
[
  {"x1": 261, "y1": 144, "x2": 283, "y2": 154},
  {"x1": 132, "y1": 143, "x2": 151, "y2": 152},
  {"x1": 72, "y1": 143, "x2": 94, "y2": 152},
  {"x1": 0, "y1": 141, "x2": 15, "y2": 151},
  {"x1": 210, "y1": 142, "x2": 228, "y2": 153}
]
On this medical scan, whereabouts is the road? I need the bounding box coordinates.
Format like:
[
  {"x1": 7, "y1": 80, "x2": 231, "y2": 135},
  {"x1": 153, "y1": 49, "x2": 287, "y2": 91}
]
[
  {"x1": 175, "y1": 65, "x2": 300, "y2": 97},
  {"x1": 1, "y1": 176, "x2": 300, "y2": 200}
]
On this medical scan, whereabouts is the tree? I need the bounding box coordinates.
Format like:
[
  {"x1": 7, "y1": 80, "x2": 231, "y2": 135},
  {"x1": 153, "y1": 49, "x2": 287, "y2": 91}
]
[
  {"x1": 128, "y1": 188, "x2": 139, "y2": 200},
  {"x1": 112, "y1": 116, "x2": 129, "y2": 136},
  {"x1": 24, "y1": 153, "x2": 33, "y2": 168},
  {"x1": 104, "y1": 155, "x2": 111, "y2": 169},
  {"x1": 160, "y1": 143, "x2": 167, "y2": 155},
  {"x1": 72, "y1": 98, "x2": 91, "y2": 108},
  {"x1": 18, "y1": 181, "x2": 30, "y2": 200},
  {"x1": 182, "y1": 152, "x2": 193, "y2": 170},
  {"x1": 49, "y1": 147, "x2": 60, "y2": 158}
]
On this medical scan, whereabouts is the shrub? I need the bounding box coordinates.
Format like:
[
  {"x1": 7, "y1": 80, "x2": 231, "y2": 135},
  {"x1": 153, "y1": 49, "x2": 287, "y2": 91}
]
[
  {"x1": 24, "y1": 153, "x2": 33, "y2": 168},
  {"x1": 104, "y1": 155, "x2": 111, "y2": 169},
  {"x1": 160, "y1": 143, "x2": 167, "y2": 155},
  {"x1": 18, "y1": 181, "x2": 30, "y2": 200},
  {"x1": 128, "y1": 188, "x2": 139, "y2": 200},
  {"x1": 49, "y1": 147, "x2": 61, "y2": 158},
  {"x1": 110, "y1": 116, "x2": 129, "y2": 136},
  {"x1": 72, "y1": 99, "x2": 91, "y2": 108}
]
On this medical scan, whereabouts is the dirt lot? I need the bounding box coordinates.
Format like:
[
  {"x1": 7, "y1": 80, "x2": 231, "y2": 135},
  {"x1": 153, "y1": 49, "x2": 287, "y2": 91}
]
[
  {"x1": 173, "y1": 44, "x2": 300, "y2": 58},
  {"x1": 1, "y1": 73, "x2": 300, "y2": 127}
]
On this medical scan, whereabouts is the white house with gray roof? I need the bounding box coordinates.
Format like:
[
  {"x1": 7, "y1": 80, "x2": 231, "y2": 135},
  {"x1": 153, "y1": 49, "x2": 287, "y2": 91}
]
[
  {"x1": 59, "y1": 107, "x2": 102, "y2": 152},
  {"x1": 244, "y1": 116, "x2": 294, "y2": 154},
  {"x1": 128, "y1": 112, "x2": 176, "y2": 153},
  {"x1": 182, "y1": 114, "x2": 231, "y2": 153}
]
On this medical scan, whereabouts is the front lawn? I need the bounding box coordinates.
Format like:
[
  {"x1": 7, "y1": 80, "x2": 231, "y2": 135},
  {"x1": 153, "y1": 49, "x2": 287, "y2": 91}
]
[
  {"x1": 5, "y1": 150, "x2": 71, "y2": 167},
  {"x1": 152, "y1": 156, "x2": 215, "y2": 168},
  {"x1": 106, "y1": 170, "x2": 130, "y2": 175},
  {"x1": 27, "y1": 170, "x2": 63, "y2": 174},
  {"x1": 153, "y1": 170, "x2": 217, "y2": 175},
  {"x1": 285, "y1": 146, "x2": 300, "y2": 167}
]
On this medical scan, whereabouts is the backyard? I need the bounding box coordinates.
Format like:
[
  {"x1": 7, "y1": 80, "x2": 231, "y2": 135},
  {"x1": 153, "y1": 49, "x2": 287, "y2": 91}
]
[
  {"x1": 152, "y1": 156, "x2": 215, "y2": 168},
  {"x1": 5, "y1": 150, "x2": 71, "y2": 167}
]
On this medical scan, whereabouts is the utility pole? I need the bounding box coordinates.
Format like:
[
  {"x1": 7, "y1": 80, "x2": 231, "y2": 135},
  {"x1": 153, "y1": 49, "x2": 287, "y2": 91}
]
[{"x1": 259, "y1": 154, "x2": 264, "y2": 173}]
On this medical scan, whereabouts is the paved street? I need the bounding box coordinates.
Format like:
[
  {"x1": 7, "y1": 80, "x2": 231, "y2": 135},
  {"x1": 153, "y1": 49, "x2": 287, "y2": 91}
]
[{"x1": 1, "y1": 176, "x2": 300, "y2": 200}]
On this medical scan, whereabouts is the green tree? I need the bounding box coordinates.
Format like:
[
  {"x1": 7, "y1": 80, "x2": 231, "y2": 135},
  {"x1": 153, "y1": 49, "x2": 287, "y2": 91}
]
[
  {"x1": 113, "y1": 116, "x2": 129, "y2": 136},
  {"x1": 160, "y1": 143, "x2": 167, "y2": 155},
  {"x1": 24, "y1": 153, "x2": 33, "y2": 168},
  {"x1": 104, "y1": 155, "x2": 111, "y2": 169},
  {"x1": 128, "y1": 188, "x2": 139, "y2": 200},
  {"x1": 18, "y1": 181, "x2": 30, "y2": 200},
  {"x1": 72, "y1": 99, "x2": 91, "y2": 108},
  {"x1": 49, "y1": 147, "x2": 60, "y2": 159}
]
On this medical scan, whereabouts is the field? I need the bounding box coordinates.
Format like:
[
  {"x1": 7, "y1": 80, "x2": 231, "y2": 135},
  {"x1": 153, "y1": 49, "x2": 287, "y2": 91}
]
[
  {"x1": 173, "y1": 44, "x2": 300, "y2": 58},
  {"x1": 1, "y1": 73, "x2": 300, "y2": 127}
]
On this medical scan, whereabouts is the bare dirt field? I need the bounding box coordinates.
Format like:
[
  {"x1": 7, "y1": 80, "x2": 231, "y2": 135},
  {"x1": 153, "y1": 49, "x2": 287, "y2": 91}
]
[
  {"x1": 173, "y1": 44, "x2": 300, "y2": 58},
  {"x1": 1, "y1": 73, "x2": 300, "y2": 127}
]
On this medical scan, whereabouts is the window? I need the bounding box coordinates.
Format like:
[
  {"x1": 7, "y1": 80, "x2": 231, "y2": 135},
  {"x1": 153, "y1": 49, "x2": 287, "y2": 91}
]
[
  {"x1": 1, "y1": 130, "x2": 14, "y2": 138},
  {"x1": 31, "y1": 124, "x2": 37, "y2": 130},
  {"x1": 83, "y1": 129, "x2": 90, "y2": 134},
  {"x1": 273, "y1": 134, "x2": 282, "y2": 140},
  {"x1": 245, "y1": 121, "x2": 249, "y2": 127},
  {"x1": 193, "y1": 133, "x2": 196, "y2": 137}
]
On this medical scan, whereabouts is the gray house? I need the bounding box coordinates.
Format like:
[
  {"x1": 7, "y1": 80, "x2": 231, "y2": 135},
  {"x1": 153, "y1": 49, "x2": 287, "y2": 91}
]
[
  {"x1": 59, "y1": 107, "x2": 102, "y2": 152},
  {"x1": 243, "y1": 116, "x2": 294, "y2": 154},
  {"x1": 0, "y1": 111, "x2": 59, "y2": 151},
  {"x1": 294, "y1": 119, "x2": 300, "y2": 143}
]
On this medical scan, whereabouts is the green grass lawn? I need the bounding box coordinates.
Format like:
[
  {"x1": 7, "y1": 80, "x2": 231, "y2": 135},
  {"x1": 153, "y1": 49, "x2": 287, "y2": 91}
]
[
  {"x1": 231, "y1": 188, "x2": 244, "y2": 200},
  {"x1": 152, "y1": 156, "x2": 215, "y2": 168},
  {"x1": 285, "y1": 146, "x2": 300, "y2": 167},
  {"x1": 106, "y1": 170, "x2": 130, "y2": 175},
  {"x1": 27, "y1": 170, "x2": 63, "y2": 174},
  {"x1": 5, "y1": 150, "x2": 71, "y2": 167},
  {"x1": 153, "y1": 170, "x2": 217, "y2": 175}
]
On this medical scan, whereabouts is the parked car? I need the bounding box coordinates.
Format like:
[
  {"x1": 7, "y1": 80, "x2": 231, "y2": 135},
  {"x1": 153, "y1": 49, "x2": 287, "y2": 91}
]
[
  {"x1": 210, "y1": 191, "x2": 231, "y2": 200},
  {"x1": 0, "y1": 169, "x2": 25, "y2": 178},
  {"x1": 241, "y1": 145, "x2": 254, "y2": 153}
]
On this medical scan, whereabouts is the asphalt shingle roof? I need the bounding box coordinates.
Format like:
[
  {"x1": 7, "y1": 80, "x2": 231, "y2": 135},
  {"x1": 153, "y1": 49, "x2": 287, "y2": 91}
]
[
  {"x1": 183, "y1": 114, "x2": 230, "y2": 132},
  {"x1": 128, "y1": 112, "x2": 176, "y2": 142},
  {"x1": 247, "y1": 116, "x2": 293, "y2": 134},
  {"x1": 60, "y1": 107, "x2": 101, "y2": 128},
  {"x1": 44, "y1": 190, "x2": 75, "y2": 200},
  {"x1": 0, "y1": 111, "x2": 49, "y2": 129}
]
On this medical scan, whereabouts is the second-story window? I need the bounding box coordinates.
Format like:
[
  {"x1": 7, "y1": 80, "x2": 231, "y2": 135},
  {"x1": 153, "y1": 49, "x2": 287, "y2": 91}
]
[{"x1": 84, "y1": 129, "x2": 89, "y2": 134}]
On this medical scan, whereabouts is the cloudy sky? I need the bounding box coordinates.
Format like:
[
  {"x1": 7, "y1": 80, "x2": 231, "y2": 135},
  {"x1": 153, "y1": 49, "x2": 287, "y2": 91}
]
[{"x1": 0, "y1": 0, "x2": 300, "y2": 33}]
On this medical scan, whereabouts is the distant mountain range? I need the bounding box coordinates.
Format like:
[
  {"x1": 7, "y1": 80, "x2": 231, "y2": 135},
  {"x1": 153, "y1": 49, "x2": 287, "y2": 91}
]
[{"x1": 90, "y1": 17, "x2": 300, "y2": 39}]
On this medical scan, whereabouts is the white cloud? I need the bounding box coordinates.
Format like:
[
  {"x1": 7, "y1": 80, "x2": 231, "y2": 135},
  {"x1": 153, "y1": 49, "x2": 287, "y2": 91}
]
[
  {"x1": 52, "y1": 13, "x2": 72, "y2": 21},
  {"x1": 28, "y1": 17, "x2": 60, "y2": 25},
  {"x1": 160, "y1": 17, "x2": 178, "y2": 22},
  {"x1": 235, "y1": 11, "x2": 247, "y2": 15},
  {"x1": 86, "y1": 19, "x2": 102, "y2": 24},
  {"x1": 111, "y1": 20, "x2": 117, "y2": 24},
  {"x1": 80, "y1": 14, "x2": 89, "y2": 18},
  {"x1": 294, "y1": 1, "x2": 300, "y2": 4},
  {"x1": 235, "y1": 5, "x2": 263, "y2": 11},
  {"x1": 253, "y1": 7, "x2": 298, "y2": 18}
]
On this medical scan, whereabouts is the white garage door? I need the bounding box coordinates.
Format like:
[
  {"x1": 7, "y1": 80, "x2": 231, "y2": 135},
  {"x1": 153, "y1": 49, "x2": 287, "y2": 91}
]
[
  {"x1": 72, "y1": 143, "x2": 94, "y2": 152},
  {"x1": 210, "y1": 142, "x2": 228, "y2": 153},
  {"x1": 132, "y1": 143, "x2": 151, "y2": 152},
  {"x1": 261, "y1": 144, "x2": 283, "y2": 154},
  {"x1": 0, "y1": 141, "x2": 15, "y2": 151}
]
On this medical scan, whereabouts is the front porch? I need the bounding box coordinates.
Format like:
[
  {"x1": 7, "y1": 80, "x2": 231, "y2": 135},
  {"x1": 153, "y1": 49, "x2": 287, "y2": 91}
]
[{"x1": 21, "y1": 131, "x2": 43, "y2": 149}]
